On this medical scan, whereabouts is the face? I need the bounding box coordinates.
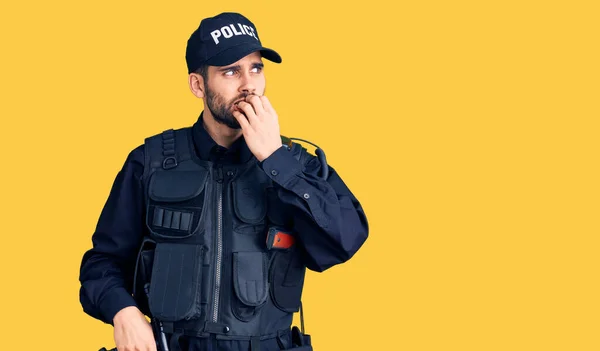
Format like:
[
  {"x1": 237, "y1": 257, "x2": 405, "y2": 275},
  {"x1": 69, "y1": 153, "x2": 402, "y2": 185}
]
[{"x1": 203, "y1": 51, "x2": 266, "y2": 129}]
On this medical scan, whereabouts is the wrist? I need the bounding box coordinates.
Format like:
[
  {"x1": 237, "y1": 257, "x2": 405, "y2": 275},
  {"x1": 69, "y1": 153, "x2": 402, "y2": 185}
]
[
  {"x1": 113, "y1": 306, "x2": 139, "y2": 325},
  {"x1": 257, "y1": 143, "x2": 283, "y2": 162}
]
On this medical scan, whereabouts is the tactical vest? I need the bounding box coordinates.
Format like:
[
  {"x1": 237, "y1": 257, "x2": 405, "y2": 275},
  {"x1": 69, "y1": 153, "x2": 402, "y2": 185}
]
[{"x1": 132, "y1": 127, "x2": 309, "y2": 343}]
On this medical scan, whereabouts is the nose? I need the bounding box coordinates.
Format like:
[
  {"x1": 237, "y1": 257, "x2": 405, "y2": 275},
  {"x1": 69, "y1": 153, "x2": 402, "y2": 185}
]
[{"x1": 238, "y1": 71, "x2": 256, "y2": 95}]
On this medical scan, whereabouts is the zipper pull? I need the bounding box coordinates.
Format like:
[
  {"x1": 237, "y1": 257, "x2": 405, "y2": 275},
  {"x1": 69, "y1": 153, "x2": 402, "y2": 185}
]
[{"x1": 216, "y1": 164, "x2": 224, "y2": 183}]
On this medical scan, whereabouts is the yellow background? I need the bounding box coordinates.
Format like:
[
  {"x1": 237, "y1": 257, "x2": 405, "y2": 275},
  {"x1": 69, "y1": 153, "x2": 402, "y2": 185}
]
[{"x1": 1, "y1": 0, "x2": 598, "y2": 350}]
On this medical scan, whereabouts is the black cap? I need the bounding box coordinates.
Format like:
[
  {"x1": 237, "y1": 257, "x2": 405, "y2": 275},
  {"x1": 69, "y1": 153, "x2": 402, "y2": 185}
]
[{"x1": 185, "y1": 12, "x2": 282, "y2": 74}]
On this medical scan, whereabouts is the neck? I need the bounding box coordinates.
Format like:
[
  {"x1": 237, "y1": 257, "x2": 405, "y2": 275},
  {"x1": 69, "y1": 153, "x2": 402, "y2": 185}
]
[{"x1": 202, "y1": 109, "x2": 243, "y2": 149}]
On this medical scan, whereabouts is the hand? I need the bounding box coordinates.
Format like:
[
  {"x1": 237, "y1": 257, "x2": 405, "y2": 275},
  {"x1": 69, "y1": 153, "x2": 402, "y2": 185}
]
[
  {"x1": 232, "y1": 94, "x2": 282, "y2": 162},
  {"x1": 113, "y1": 306, "x2": 157, "y2": 351}
]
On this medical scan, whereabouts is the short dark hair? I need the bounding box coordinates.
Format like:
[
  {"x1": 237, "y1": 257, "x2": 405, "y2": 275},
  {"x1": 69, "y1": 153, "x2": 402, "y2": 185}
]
[{"x1": 194, "y1": 65, "x2": 208, "y2": 81}]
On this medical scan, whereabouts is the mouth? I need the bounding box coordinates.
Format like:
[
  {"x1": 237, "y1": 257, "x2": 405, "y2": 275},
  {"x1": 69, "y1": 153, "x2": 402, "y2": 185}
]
[{"x1": 232, "y1": 98, "x2": 247, "y2": 111}]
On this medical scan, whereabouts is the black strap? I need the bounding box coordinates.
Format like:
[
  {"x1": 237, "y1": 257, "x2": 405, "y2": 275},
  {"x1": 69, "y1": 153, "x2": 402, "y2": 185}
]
[
  {"x1": 161, "y1": 320, "x2": 230, "y2": 337},
  {"x1": 161, "y1": 129, "x2": 178, "y2": 169},
  {"x1": 300, "y1": 301, "x2": 306, "y2": 335},
  {"x1": 204, "y1": 321, "x2": 230, "y2": 334},
  {"x1": 251, "y1": 336, "x2": 261, "y2": 351},
  {"x1": 169, "y1": 332, "x2": 183, "y2": 351},
  {"x1": 144, "y1": 127, "x2": 193, "y2": 173},
  {"x1": 276, "y1": 330, "x2": 286, "y2": 349}
]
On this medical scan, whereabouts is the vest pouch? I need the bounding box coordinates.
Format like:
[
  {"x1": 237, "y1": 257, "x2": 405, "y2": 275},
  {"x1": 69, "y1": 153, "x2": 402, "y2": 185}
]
[
  {"x1": 270, "y1": 248, "x2": 306, "y2": 313},
  {"x1": 231, "y1": 177, "x2": 268, "y2": 235},
  {"x1": 231, "y1": 252, "x2": 268, "y2": 322},
  {"x1": 146, "y1": 170, "x2": 209, "y2": 240},
  {"x1": 148, "y1": 243, "x2": 204, "y2": 322}
]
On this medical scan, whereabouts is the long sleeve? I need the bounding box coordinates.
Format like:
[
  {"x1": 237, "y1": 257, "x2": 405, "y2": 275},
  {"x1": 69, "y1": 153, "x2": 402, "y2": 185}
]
[
  {"x1": 78, "y1": 145, "x2": 147, "y2": 324},
  {"x1": 260, "y1": 146, "x2": 369, "y2": 272}
]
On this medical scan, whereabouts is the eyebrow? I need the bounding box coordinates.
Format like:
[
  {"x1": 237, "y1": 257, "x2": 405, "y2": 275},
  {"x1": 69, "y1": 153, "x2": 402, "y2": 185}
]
[
  {"x1": 218, "y1": 62, "x2": 264, "y2": 72},
  {"x1": 218, "y1": 65, "x2": 240, "y2": 72}
]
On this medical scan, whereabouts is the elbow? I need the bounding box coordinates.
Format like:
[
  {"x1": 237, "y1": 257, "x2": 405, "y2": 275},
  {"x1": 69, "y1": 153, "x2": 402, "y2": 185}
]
[
  {"x1": 341, "y1": 227, "x2": 369, "y2": 263},
  {"x1": 307, "y1": 228, "x2": 369, "y2": 273}
]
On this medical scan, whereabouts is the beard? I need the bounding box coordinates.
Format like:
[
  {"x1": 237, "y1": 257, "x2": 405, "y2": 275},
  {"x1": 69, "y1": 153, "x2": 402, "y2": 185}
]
[{"x1": 204, "y1": 84, "x2": 265, "y2": 130}]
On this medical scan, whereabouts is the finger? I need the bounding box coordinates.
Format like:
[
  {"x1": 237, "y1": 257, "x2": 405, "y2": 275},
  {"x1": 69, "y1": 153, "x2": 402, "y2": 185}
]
[
  {"x1": 259, "y1": 95, "x2": 274, "y2": 113},
  {"x1": 246, "y1": 94, "x2": 265, "y2": 117},
  {"x1": 237, "y1": 101, "x2": 260, "y2": 126},
  {"x1": 233, "y1": 110, "x2": 253, "y2": 132}
]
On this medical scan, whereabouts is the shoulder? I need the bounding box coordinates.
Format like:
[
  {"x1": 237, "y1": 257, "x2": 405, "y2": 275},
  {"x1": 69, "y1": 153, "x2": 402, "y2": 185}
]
[
  {"x1": 135, "y1": 127, "x2": 194, "y2": 173},
  {"x1": 143, "y1": 127, "x2": 192, "y2": 142},
  {"x1": 116, "y1": 127, "x2": 191, "y2": 178},
  {"x1": 120, "y1": 144, "x2": 145, "y2": 171},
  {"x1": 141, "y1": 127, "x2": 192, "y2": 156},
  {"x1": 286, "y1": 139, "x2": 330, "y2": 179},
  {"x1": 124, "y1": 127, "x2": 181, "y2": 167}
]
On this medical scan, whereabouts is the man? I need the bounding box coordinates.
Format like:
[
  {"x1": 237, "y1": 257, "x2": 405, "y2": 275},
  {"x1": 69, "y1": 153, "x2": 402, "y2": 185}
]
[{"x1": 79, "y1": 12, "x2": 368, "y2": 351}]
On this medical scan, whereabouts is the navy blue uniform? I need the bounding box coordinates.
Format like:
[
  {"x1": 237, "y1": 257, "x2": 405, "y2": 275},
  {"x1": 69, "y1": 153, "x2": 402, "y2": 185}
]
[{"x1": 79, "y1": 114, "x2": 369, "y2": 350}]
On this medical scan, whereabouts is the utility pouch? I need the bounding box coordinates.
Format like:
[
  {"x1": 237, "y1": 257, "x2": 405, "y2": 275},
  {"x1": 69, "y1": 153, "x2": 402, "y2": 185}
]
[{"x1": 147, "y1": 243, "x2": 205, "y2": 322}]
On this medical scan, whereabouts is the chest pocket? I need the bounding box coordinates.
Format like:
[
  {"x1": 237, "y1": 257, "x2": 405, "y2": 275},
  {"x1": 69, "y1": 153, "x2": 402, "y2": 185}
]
[
  {"x1": 146, "y1": 169, "x2": 209, "y2": 240},
  {"x1": 229, "y1": 167, "x2": 271, "y2": 322},
  {"x1": 231, "y1": 169, "x2": 270, "y2": 235}
]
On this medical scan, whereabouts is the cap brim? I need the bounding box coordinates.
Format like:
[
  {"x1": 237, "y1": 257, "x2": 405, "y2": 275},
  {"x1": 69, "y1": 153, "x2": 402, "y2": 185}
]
[{"x1": 205, "y1": 43, "x2": 282, "y2": 66}]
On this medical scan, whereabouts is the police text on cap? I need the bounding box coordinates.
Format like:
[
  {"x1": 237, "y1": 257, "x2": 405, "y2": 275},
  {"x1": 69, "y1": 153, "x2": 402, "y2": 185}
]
[{"x1": 210, "y1": 23, "x2": 258, "y2": 45}]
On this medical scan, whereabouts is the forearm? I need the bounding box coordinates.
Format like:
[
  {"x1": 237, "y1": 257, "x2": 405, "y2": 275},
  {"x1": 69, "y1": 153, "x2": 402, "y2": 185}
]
[
  {"x1": 79, "y1": 145, "x2": 147, "y2": 324},
  {"x1": 261, "y1": 146, "x2": 369, "y2": 271},
  {"x1": 79, "y1": 251, "x2": 138, "y2": 324}
]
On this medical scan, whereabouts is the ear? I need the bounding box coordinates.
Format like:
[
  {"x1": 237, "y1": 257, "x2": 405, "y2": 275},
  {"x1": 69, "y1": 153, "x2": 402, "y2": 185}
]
[{"x1": 188, "y1": 73, "x2": 205, "y2": 99}]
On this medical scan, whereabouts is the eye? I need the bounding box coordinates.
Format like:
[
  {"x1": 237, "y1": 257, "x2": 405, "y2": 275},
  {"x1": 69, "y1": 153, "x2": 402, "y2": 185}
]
[
  {"x1": 224, "y1": 70, "x2": 235, "y2": 76},
  {"x1": 251, "y1": 66, "x2": 262, "y2": 73}
]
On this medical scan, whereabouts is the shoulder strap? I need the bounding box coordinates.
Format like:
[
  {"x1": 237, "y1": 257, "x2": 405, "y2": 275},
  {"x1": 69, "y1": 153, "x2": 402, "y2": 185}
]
[
  {"x1": 141, "y1": 128, "x2": 193, "y2": 208},
  {"x1": 143, "y1": 127, "x2": 192, "y2": 176}
]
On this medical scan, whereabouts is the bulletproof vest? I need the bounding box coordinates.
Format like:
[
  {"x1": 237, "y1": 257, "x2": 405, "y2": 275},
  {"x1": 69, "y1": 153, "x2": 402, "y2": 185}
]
[{"x1": 133, "y1": 127, "x2": 309, "y2": 341}]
